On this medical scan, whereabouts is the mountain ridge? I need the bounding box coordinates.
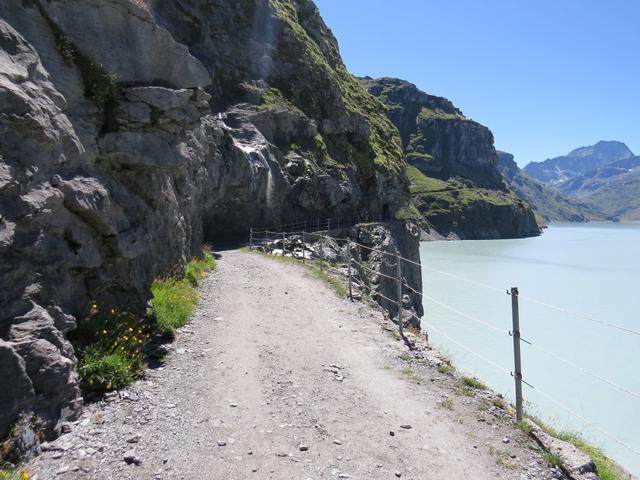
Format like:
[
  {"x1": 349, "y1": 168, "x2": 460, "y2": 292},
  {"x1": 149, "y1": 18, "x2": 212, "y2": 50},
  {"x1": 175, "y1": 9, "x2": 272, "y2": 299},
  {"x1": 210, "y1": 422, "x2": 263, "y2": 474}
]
[{"x1": 362, "y1": 77, "x2": 540, "y2": 239}]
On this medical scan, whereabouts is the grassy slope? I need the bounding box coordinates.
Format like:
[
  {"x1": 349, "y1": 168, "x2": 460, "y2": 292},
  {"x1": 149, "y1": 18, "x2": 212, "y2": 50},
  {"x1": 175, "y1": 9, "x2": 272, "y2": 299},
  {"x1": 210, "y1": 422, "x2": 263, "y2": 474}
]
[
  {"x1": 269, "y1": 0, "x2": 405, "y2": 175},
  {"x1": 407, "y1": 165, "x2": 529, "y2": 221}
]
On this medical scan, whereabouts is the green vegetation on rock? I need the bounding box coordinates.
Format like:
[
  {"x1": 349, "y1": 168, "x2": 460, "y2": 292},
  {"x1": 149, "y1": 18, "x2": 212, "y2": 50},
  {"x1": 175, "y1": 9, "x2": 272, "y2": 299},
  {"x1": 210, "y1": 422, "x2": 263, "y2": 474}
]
[
  {"x1": 71, "y1": 249, "x2": 216, "y2": 395},
  {"x1": 151, "y1": 249, "x2": 216, "y2": 333},
  {"x1": 268, "y1": 0, "x2": 404, "y2": 175},
  {"x1": 528, "y1": 417, "x2": 627, "y2": 480},
  {"x1": 363, "y1": 77, "x2": 540, "y2": 238},
  {"x1": 35, "y1": 0, "x2": 119, "y2": 110}
]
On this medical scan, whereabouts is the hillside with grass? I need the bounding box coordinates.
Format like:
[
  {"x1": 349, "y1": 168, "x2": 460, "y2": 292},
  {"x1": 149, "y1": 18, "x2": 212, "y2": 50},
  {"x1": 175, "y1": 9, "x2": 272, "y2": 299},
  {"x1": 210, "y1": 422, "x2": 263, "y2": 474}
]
[{"x1": 362, "y1": 77, "x2": 540, "y2": 239}]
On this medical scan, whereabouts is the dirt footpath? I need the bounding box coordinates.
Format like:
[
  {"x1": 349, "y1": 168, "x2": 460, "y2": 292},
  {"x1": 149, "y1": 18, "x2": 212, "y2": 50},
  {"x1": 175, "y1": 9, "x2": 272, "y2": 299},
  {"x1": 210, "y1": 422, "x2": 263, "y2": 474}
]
[{"x1": 27, "y1": 249, "x2": 564, "y2": 479}]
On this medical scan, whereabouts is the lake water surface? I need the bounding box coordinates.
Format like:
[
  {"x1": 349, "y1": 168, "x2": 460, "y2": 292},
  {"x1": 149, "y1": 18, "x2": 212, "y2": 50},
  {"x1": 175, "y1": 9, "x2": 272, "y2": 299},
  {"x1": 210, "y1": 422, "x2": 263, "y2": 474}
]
[{"x1": 419, "y1": 224, "x2": 640, "y2": 474}]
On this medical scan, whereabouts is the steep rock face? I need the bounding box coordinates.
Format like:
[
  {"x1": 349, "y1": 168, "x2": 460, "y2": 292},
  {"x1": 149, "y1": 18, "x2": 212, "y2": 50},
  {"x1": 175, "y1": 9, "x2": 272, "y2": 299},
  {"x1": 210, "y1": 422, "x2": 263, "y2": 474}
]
[
  {"x1": 0, "y1": 0, "x2": 414, "y2": 441},
  {"x1": 362, "y1": 77, "x2": 540, "y2": 239},
  {"x1": 354, "y1": 222, "x2": 422, "y2": 325},
  {"x1": 362, "y1": 77, "x2": 502, "y2": 189},
  {"x1": 524, "y1": 140, "x2": 634, "y2": 184},
  {"x1": 496, "y1": 151, "x2": 605, "y2": 223}
]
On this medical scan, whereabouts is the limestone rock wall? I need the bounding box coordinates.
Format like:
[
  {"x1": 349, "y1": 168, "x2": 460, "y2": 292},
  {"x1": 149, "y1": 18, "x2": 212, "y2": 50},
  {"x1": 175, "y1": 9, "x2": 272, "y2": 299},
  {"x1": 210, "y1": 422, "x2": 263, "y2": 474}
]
[{"x1": 0, "y1": 0, "x2": 416, "y2": 440}]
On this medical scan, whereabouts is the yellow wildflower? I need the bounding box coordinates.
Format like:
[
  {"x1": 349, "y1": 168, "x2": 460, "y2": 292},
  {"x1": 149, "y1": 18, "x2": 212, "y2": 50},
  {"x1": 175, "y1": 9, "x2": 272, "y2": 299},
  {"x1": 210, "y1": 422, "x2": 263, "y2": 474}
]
[
  {"x1": 102, "y1": 330, "x2": 107, "y2": 334},
  {"x1": 128, "y1": 327, "x2": 133, "y2": 332},
  {"x1": 20, "y1": 472, "x2": 31, "y2": 480}
]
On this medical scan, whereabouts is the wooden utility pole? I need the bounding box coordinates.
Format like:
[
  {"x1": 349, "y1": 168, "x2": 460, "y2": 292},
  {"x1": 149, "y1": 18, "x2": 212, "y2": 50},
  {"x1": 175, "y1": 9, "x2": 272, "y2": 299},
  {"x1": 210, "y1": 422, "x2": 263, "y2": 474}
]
[{"x1": 510, "y1": 287, "x2": 523, "y2": 422}]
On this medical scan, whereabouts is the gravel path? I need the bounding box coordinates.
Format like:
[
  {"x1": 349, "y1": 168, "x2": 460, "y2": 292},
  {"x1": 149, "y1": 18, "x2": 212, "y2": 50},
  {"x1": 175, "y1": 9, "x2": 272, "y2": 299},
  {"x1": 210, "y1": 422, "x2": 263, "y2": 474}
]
[{"x1": 27, "y1": 249, "x2": 564, "y2": 479}]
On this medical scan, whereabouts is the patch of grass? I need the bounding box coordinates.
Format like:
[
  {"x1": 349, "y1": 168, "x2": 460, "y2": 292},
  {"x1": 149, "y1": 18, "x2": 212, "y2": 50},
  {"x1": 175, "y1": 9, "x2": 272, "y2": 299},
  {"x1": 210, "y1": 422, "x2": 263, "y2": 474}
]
[
  {"x1": 80, "y1": 348, "x2": 136, "y2": 393},
  {"x1": 477, "y1": 403, "x2": 488, "y2": 413},
  {"x1": 150, "y1": 279, "x2": 199, "y2": 334},
  {"x1": 398, "y1": 353, "x2": 412, "y2": 362},
  {"x1": 555, "y1": 432, "x2": 623, "y2": 480},
  {"x1": 70, "y1": 248, "x2": 214, "y2": 395},
  {"x1": 406, "y1": 165, "x2": 448, "y2": 194},
  {"x1": 516, "y1": 420, "x2": 532, "y2": 435},
  {"x1": 184, "y1": 247, "x2": 216, "y2": 286},
  {"x1": 461, "y1": 375, "x2": 487, "y2": 390},
  {"x1": 457, "y1": 385, "x2": 474, "y2": 397},
  {"x1": 439, "y1": 398, "x2": 453, "y2": 410},
  {"x1": 437, "y1": 364, "x2": 454, "y2": 375},
  {"x1": 307, "y1": 266, "x2": 347, "y2": 298},
  {"x1": 525, "y1": 416, "x2": 626, "y2": 480},
  {"x1": 151, "y1": 247, "x2": 215, "y2": 333},
  {"x1": 543, "y1": 451, "x2": 562, "y2": 468},
  {"x1": 71, "y1": 305, "x2": 154, "y2": 394}
]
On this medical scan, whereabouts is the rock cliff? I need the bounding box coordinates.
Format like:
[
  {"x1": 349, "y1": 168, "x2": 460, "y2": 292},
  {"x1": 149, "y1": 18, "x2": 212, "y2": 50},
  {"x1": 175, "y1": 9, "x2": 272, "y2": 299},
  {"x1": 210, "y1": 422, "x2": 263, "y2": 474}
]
[
  {"x1": 0, "y1": 0, "x2": 411, "y2": 442},
  {"x1": 362, "y1": 77, "x2": 540, "y2": 239}
]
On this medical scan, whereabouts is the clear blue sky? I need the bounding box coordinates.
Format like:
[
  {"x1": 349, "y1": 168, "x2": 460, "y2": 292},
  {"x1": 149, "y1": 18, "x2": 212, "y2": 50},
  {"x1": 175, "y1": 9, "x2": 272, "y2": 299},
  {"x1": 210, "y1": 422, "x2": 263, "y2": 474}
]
[{"x1": 314, "y1": 0, "x2": 640, "y2": 167}]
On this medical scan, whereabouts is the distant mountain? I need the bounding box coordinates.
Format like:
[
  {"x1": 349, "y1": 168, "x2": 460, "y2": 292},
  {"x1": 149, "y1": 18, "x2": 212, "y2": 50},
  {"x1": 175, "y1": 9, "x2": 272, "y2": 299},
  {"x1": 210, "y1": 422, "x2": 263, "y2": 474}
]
[
  {"x1": 496, "y1": 152, "x2": 605, "y2": 223},
  {"x1": 523, "y1": 141, "x2": 634, "y2": 184},
  {"x1": 557, "y1": 155, "x2": 640, "y2": 221}
]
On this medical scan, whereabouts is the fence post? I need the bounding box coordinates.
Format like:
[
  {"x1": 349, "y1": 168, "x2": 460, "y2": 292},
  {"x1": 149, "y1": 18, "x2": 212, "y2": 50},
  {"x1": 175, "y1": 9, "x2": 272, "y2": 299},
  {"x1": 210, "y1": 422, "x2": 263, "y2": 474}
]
[
  {"x1": 282, "y1": 232, "x2": 286, "y2": 257},
  {"x1": 510, "y1": 287, "x2": 523, "y2": 423},
  {"x1": 396, "y1": 258, "x2": 403, "y2": 337},
  {"x1": 317, "y1": 219, "x2": 320, "y2": 231},
  {"x1": 265, "y1": 230, "x2": 270, "y2": 254},
  {"x1": 347, "y1": 241, "x2": 353, "y2": 301},
  {"x1": 320, "y1": 234, "x2": 324, "y2": 272},
  {"x1": 302, "y1": 231, "x2": 306, "y2": 264},
  {"x1": 327, "y1": 218, "x2": 331, "y2": 231},
  {"x1": 249, "y1": 227, "x2": 253, "y2": 251}
]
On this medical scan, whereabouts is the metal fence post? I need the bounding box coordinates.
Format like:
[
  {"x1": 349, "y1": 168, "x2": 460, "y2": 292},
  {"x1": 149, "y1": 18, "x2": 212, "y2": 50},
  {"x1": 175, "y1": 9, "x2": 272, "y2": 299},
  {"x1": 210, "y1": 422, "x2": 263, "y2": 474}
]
[
  {"x1": 510, "y1": 287, "x2": 523, "y2": 422},
  {"x1": 302, "y1": 231, "x2": 306, "y2": 264},
  {"x1": 347, "y1": 241, "x2": 353, "y2": 301},
  {"x1": 396, "y1": 257, "x2": 403, "y2": 337},
  {"x1": 327, "y1": 218, "x2": 331, "y2": 231},
  {"x1": 265, "y1": 230, "x2": 270, "y2": 254},
  {"x1": 282, "y1": 232, "x2": 286, "y2": 257},
  {"x1": 320, "y1": 234, "x2": 324, "y2": 272},
  {"x1": 249, "y1": 227, "x2": 253, "y2": 251}
]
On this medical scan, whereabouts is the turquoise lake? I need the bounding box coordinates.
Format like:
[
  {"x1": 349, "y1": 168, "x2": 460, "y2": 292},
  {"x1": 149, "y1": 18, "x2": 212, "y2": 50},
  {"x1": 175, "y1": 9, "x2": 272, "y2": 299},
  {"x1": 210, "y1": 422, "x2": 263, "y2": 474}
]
[{"x1": 419, "y1": 223, "x2": 640, "y2": 475}]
